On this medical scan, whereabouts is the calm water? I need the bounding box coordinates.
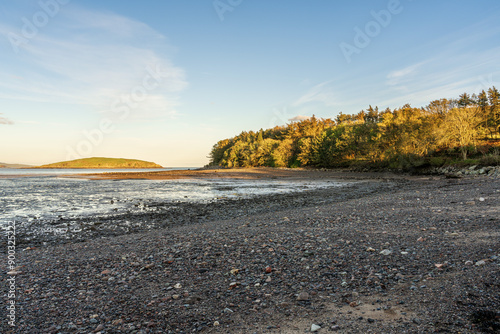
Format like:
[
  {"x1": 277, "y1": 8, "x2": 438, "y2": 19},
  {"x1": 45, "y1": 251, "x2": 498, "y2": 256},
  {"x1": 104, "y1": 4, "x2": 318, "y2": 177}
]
[
  {"x1": 0, "y1": 172, "x2": 348, "y2": 228},
  {"x1": 0, "y1": 167, "x2": 185, "y2": 176}
]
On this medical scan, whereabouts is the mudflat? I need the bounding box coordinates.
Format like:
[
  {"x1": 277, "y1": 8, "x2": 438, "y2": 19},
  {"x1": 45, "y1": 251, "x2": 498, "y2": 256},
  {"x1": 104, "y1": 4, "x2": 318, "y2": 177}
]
[
  {"x1": 75, "y1": 167, "x2": 412, "y2": 181},
  {"x1": 2, "y1": 170, "x2": 499, "y2": 333}
]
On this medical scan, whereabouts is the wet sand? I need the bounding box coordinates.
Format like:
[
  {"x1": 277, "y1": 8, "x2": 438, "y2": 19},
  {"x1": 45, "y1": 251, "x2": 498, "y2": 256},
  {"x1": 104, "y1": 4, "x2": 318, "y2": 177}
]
[{"x1": 74, "y1": 167, "x2": 411, "y2": 181}]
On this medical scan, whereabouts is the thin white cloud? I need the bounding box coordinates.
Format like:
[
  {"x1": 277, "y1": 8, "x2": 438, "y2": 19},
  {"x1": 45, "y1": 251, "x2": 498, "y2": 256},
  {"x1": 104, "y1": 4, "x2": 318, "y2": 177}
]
[
  {"x1": 0, "y1": 6, "x2": 187, "y2": 121},
  {"x1": 0, "y1": 113, "x2": 13, "y2": 124},
  {"x1": 387, "y1": 67, "x2": 416, "y2": 80},
  {"x1": 386, "y1": 61, "x2": 428, "y2": 87},
  {"x1": 293, "y1": 81, "x2": 339, "y2": 107},
  {"x1": 381, "y1": 45, "x2": 500, "y2": 108}
]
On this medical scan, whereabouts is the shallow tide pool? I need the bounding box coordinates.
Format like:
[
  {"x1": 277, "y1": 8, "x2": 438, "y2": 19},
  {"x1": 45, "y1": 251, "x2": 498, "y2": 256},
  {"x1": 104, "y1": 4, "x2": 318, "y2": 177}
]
[{"x1": 0, "y1": 176, "x2": 347, "y2": 227}]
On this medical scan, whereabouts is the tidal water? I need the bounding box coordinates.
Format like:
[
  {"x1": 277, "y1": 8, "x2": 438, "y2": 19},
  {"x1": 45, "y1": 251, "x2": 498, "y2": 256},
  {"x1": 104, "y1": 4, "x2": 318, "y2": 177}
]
[{"x1": 0, "y1": 170, "x2": 347, "y2": 229}]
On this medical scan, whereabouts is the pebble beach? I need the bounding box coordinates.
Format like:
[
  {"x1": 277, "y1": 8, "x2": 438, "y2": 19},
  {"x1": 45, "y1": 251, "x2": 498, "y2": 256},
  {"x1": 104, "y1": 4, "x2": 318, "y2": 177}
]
[{"x1": 1, "y1": 169, "x2": 499, "y2": 333}]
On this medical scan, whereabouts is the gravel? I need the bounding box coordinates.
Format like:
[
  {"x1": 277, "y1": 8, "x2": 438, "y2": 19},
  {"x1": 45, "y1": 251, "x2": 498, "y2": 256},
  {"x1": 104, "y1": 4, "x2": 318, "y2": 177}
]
[{"x1": 1, "y1": 172, "x2": 499, "y2": 333}]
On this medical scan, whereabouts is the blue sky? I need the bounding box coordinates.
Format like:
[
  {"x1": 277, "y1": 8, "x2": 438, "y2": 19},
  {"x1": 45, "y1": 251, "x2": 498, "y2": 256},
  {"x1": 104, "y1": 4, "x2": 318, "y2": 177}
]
[{"x1": 1, "y1": 0, "x2": 499, "y2": 166}]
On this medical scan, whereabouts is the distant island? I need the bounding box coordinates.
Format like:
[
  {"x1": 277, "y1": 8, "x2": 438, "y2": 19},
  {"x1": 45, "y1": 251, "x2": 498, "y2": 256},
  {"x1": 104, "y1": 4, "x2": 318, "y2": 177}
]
[
  {"x1": 0, "y1": 162, "x2": 33, "y2": 168},
  {"x1": 32, "y1": 157, "x2": 163, "y2": 169}
]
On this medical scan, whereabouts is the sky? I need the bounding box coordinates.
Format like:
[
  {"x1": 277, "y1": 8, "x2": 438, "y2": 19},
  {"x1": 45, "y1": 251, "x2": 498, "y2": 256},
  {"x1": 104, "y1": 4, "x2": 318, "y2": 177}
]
[{"x1": 0, "y1": 0, "x2": 499, "y2": 167}]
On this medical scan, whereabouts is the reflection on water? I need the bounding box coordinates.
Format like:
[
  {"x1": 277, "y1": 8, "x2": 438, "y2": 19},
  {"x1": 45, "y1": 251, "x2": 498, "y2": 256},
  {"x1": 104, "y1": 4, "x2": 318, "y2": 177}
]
[
  {"x1": 0, "y1": 177, "x2": 346, "y2": 226},
  {"x1": 0, "y1": 167, "x2": 182, "y2": 176}
]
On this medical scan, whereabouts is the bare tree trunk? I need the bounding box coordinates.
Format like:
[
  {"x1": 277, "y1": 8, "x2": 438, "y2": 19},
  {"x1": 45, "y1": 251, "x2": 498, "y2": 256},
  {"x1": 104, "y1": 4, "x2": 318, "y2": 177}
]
[{"x1": 461, "y1": 146, "x2": 468, "y2": 160}]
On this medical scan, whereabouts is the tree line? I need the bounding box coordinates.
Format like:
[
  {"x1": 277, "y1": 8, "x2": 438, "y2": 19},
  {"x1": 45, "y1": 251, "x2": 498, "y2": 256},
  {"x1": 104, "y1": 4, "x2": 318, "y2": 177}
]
[{"x1": 209, "y1": 87, "x2": 500, "y2": 169}]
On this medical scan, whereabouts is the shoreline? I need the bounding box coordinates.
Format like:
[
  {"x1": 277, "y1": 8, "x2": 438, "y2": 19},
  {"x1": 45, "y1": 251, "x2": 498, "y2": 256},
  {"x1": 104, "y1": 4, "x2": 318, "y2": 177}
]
[
  {"x1": 8, "y1": 176, "x2": 394, "y2": 247},
  {"x1": 72, "y1": 165, "x2": 500, "y2": 180},
  {"x1": 1, "y1": 172, "x2": 499, "y2": 333},
  {"x1": 74, "y1": 167, "x2": 415, "y2": 181}
]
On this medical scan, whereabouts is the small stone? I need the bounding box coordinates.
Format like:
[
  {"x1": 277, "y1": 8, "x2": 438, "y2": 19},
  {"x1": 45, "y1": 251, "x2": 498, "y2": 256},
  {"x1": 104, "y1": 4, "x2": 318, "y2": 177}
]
[
  {"x1": 465, "y1": 260, "x2": 473, "y2": 265},
  {"x1": 172, "y1": 294, "x2": 180, "y2": 300},
  {"x1": 230, "y1": 268, "x2": 239, "y2": 275},
  {"x1": 379, "y1": 249, "x2": 392, "y2": 256},
  {"x1": 479, "y1": 197, "x2": 485, "y2": 202},
  {"x1": 184, "y1": 297, "x2": 196, "y2": 304},
  {"x1": 475, "y1": 260, "x2": 486, "y2": 266},
  {"x1": 213, "y1": 321, "x2": 220, "y2": 326},
  {"x1": 349, "y1": 301, "x2": 358, "y2": 307},
  {"x1": 366, "y1": 247, "x2": 375, "y2": 252},
  {"x1": 101, "y1": 269, "x2": 111, "y2": 275},
  {"x1": 223, "y1": 307, "x2": 234, "y2": 313},
  {"x1": 417, "y1": 237, "x2": 425, "y2": 242},
  {"x1": 331, "y1": 325, "x2": 340, "y2": 331},
  {"x1": 112, "y1": 319, "x2": 123, "y2": 325},
  {"x1": 265, "y1": 276, "x2": 272, "y2": 282},
  {"x1": 303, "y1": 250, "x2": 314, "y2": 257},
  {"x1": 265, "y1": 266, "x2": 272, "y2": 273},
  {"x1": 94, "y1": 324, "x2": 104, "y2": 332},
  {"x1": 174, "y1": 283, "x2": 182, "y2": 289},
  {"x1": 297, "y1": 291, "x2": 310, "y2": 301},
  {"x1": 229, "y1": 282, "x2": 238, "y2": 289},
  {"x1": 367, "y1": 318, "x2": 375, "y2": 323},
  {"x1": 435, "y1": 263, "x2": 445, "y2": 269},
  {"x1": 311, "y1": 324, "x2": 321, "y2": 332}
]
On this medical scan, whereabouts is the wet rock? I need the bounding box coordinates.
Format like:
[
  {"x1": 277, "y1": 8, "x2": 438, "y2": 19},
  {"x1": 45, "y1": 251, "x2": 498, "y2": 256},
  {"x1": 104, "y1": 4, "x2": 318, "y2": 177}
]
[{"x1": 297, "y1": 292, "x2": 310, "y2": 301}]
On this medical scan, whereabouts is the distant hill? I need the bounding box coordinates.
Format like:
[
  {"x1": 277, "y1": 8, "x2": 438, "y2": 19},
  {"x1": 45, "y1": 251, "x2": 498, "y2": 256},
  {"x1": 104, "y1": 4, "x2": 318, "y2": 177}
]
[
  {"x1": 0, "y1": 162, "x2": 33, "y2": 168},
  {"x1": 33, "y1": 157, "x2": 163, "y2": 169}
]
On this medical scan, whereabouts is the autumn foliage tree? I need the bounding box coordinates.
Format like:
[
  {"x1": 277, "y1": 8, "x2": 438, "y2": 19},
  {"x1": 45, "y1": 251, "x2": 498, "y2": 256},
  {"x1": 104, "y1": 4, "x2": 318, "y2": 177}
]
[{"x1": 209, "y1": 87, "x2": 500, "y2": 169}]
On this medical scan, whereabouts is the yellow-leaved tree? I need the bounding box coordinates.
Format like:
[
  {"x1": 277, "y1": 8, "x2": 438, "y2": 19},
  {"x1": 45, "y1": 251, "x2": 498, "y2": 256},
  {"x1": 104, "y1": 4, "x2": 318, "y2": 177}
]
[{"x1": 436, "y1": 106, "x2": 483, "y2": 160}]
